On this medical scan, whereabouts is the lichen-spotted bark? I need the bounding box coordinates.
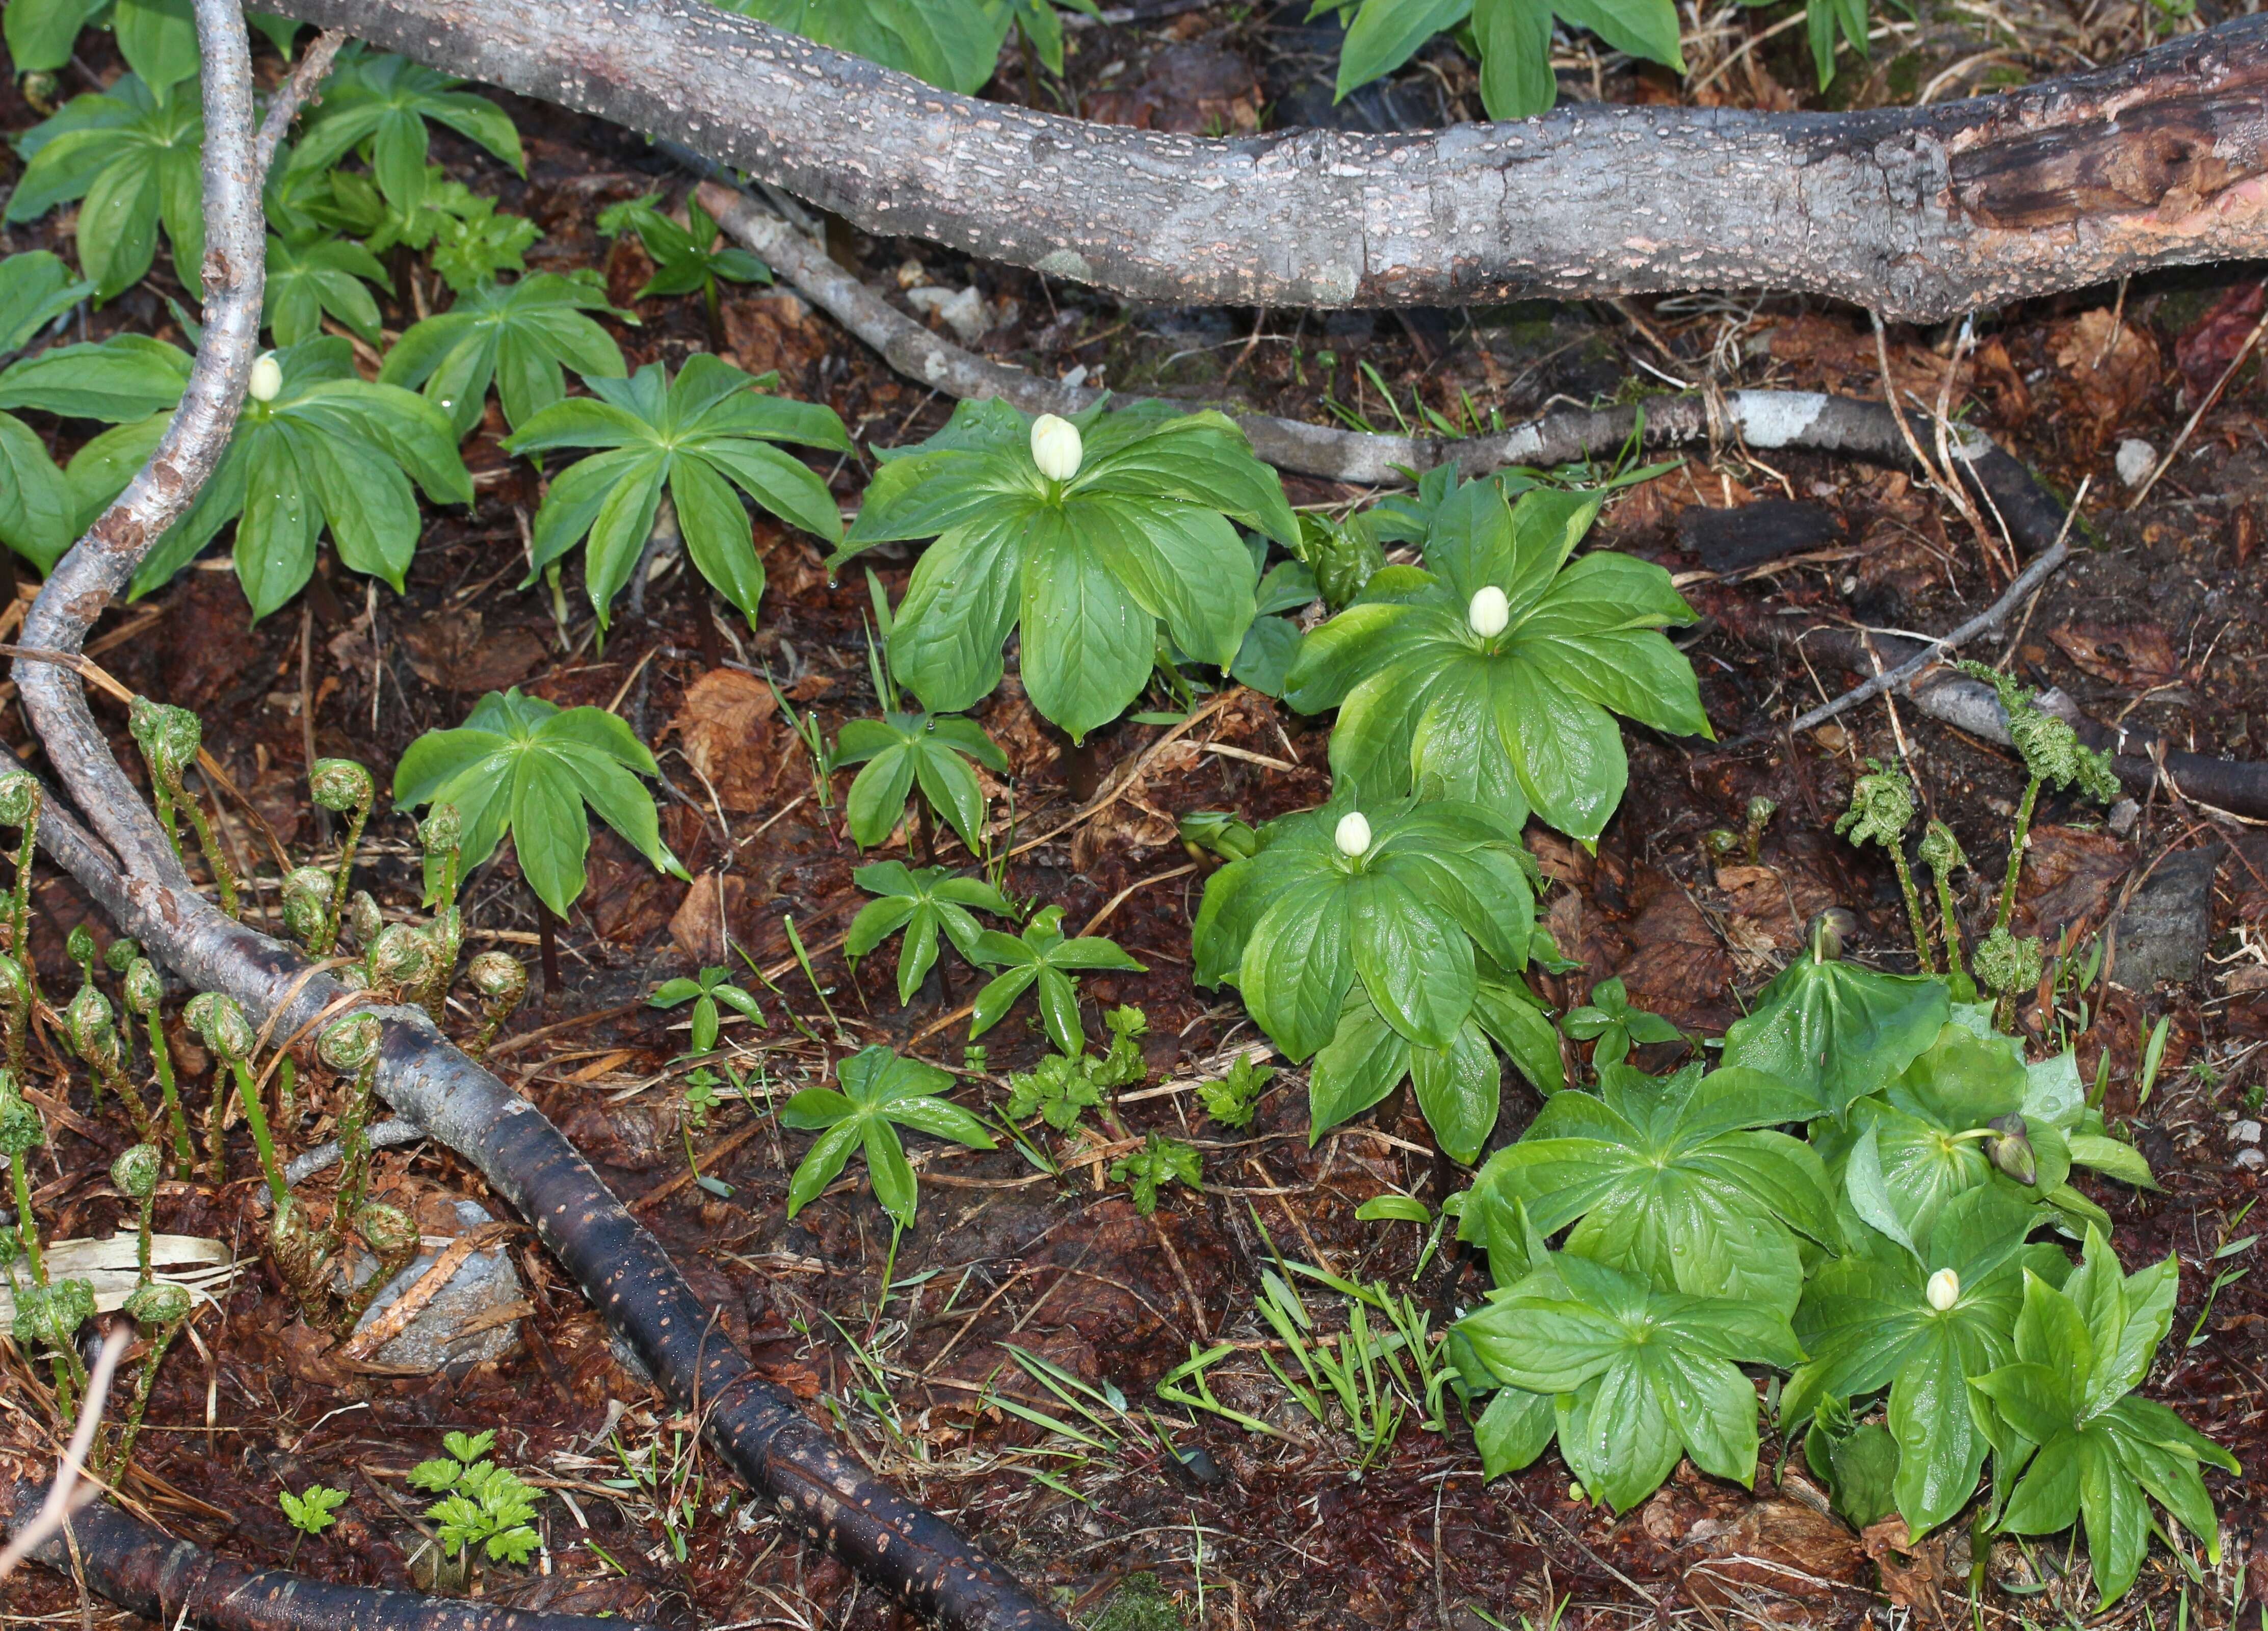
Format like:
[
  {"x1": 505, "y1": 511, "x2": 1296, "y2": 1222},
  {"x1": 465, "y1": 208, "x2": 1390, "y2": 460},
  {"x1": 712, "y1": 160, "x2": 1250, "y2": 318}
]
[
  {"x1": 258, "y1": 0, "x2": 2268, "y2": 318},
  {"x1": 3, "y1": 1483, "x2": 624, "y2": 1631}
]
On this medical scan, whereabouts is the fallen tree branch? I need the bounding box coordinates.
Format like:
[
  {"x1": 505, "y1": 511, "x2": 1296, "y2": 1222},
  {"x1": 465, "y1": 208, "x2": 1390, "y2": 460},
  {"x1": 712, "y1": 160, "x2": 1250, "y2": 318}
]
[
  {"x1": 4, "y1": 1481, "x2": 626, "y2": 1631},
  {"x1": 2, "y1": 8, "x2": 1071, "y2": 1630},
  {"x1": 259, "y1": 0, "x2": 2268, "y2": 319}
]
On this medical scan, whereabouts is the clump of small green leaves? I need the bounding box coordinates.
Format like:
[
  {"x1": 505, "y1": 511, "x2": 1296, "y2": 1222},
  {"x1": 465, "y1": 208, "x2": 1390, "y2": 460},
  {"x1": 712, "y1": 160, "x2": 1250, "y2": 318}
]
[
  {"x1": 503, "y1": 355, "x2": 852, "y2": 632},
  {"x1": 1558, "y1": 977, "x2": 1679, "y2": 1070},
  {"x1": 1198, "y1": 1052, "x2": 1275, "y2": 1129},
  {"x1": 969, "y1": 905, "x2": 1144, "y2": 1056},
  {"x1": 1193, "y1": 791, "x2": 1559, "y2": 1162},
  {"x1": 838, "y1": 709, "x2": 1008, "y2": 859},
  {"x1": 1284, "y1": 476, "x2": 1706, "y2": 842},
  {"x1": 832, "y1": 400, "x2": 1298, "y2": 741},
  {"x1": 779, "y1": 1045, "x2": 994, "y2": 1231},
  {"x1": 408, "y1": 1430, "x2": 545, "y2": 1568},
  {"x1": 379, "y1": 273, "x2": 630, "y2": 439},
  {"x1": 1112, "y1": 1132, "x2": 1201, "y2": 1216},
  {"x1": 649, "y1": 965, "x2": 763, "y2": 1054},
  {"x1": 596, "y1": 192, "x2": 770, "y2": 345},
  {"x1": 279, "y1": 1483, "x2": 349, "y2": 1538},
  {"x1": 1004, "y1": 1004, "x2": 1148, "y2": 1132},
  {"x1": 392, "y1": 688, "x2": 686, "y2": 918},
  {"x1": 129, "y1": 338, "x2": 473, "y2": 618}
]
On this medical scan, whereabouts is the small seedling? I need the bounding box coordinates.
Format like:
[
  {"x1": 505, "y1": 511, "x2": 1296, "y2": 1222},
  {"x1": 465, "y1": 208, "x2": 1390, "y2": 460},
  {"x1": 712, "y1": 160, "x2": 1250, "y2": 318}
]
[
  {"x1": 1111, "y1": 1132, "x2": 1200, "y2": 1217},
  {"x1": 649, "y1": 965, "x2": 763, "y2": 1055},
  {"x1": 408, "y1": 1429, "x2": 545, "y2": 1568},
  {"x1": 1198, "y1": 1052, "x2": 1274, "y2": 1128},
  {"x1": 279, "y1": 1483, "x2": 348, "y2": 1538}
]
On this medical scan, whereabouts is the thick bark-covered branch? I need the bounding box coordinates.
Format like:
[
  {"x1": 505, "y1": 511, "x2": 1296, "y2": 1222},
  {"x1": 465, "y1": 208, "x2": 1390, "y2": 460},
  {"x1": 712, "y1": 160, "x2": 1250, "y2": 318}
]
[
  {"x1": 4, "y1": 1483, "x2": 624, "y2": 1631},
  {"x1": 259, "y1": 0, "x2": 2268, "y2": 318}
]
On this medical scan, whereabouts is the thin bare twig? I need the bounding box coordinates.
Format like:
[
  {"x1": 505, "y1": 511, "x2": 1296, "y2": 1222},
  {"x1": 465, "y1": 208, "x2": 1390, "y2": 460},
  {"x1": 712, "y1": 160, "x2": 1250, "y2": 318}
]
[
  {"x1": 1737, "y1": 476, "x2": 2092, "y2": 750},
  {"x1": 252, "y1": 28, "x2": 348, "y2": 174},
  {"x1": 2126, "y1": 281, "x2": 2268, "y2": 509}
]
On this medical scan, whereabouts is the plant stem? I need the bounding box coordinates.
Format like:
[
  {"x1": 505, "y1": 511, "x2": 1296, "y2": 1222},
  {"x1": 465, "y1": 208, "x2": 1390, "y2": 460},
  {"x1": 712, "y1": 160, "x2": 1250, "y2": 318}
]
[
  {"x1": 1933, "y1": 868, "x2": 1968, "y2": 985},
  {"x1": 536, "y1": 898, "x2": 561, "y2": 994},
  {"x1": 1995, "y1": 774, "x2": 2042, "y2": 934},
  {"x1": 103, "y1": 1320, "x2": 181, "y2": 1483},
  {"x1": 231, "y1": 1059, "x2": 287, "y2": 1206},
  {"x1": 205, "y1": 1066, "x2": 229, "y2": 1186},
  {"x1": 171, "y1": 768, "x2": 241, "y2": 919},
  {"x1": 1889, "y1": 844, "x2": 1934, "y2": 976},
  {"x1": 319, "y1": 802, "x2": 368, "y2": 956},
  {"x1": 332, "y1": 1059, "x2": 376, "y2": 1239},
  {"x1": 134, "y1": 1189, "x2": 153, "y2": 1283},
  {"x1": 11, "y1": 1149, "x2": 44, "y2": 1285}
]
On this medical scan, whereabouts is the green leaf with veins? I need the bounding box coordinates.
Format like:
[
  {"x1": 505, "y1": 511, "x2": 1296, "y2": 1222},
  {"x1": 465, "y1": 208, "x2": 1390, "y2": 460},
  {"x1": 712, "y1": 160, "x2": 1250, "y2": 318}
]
[
  {"x1": 381, "y1": 274, "x2": 630, "y2": 439},
  {"x1": 1466, "y1": 1061, "x2": 1835, "y2": 1316},
  {"x1": 1969, "y1": 1228, "x2": 2235, "y2": 1607},
  {"x1": 779, "y1": 1044, "x2": 995, "y2": 1228},
  {"x1": 5, "y1": 73, "x2": 207, "y2": 298},
  {"x1": 5, "y1": 0, "x2": 198, "y2": 95},
  {"x1": 391, "y1": 687, "x2": 687, "y2": 918},
  {"x1": 1283, "y1": 474, "x2": 1706, "y2": 841},
  {"x1": 503, "y1": 354, "x2": 851, "y2": 630},
  {"x1": 1719, "y1": 950, "x2": 1949, "y2": 1120},
  {"x1": 833, "y1": 397, "x2": 1297, "y2": 739},
  {"x1": 287, "y1": 44, "x2": 524, "y2": 218},
  {"x1": 836, "y1": 711, "x2": 1009, "y2": 854},
  {"x1": 1783, "y1": 1183, "x2": 2066, "y2": 1538},
  {"x1": 125, "y1": 336, "x2": 471, "y2": 617},
  {"x1": 967, "y1": 905, "x2": 1144, "y2": 1056},
  {"x1": 1455, "y1": 1247, "x2": 1800, "y2": 1512},
  {"x1": 1112, "y1": 1132, "x2": 1201, "y2": 1216},
  {"x1": 0, "y1": 329, "x2": 190, "y2": 571},
  {"x1": 1558, "y1": 975, "x2": 1680, "y2": 1067},
  {"x1": 843, "y1": 861, "x2": 1013, "y2": 1007}
]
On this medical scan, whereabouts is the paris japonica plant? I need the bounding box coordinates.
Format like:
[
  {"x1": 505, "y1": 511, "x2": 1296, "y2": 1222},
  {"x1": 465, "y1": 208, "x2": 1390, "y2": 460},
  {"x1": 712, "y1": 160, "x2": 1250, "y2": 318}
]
[
  {"x1": 830, "y1": 401, "x2": 1299, "y2": 742},
  {"x1": 1283, "y1": 471, "x2": 1709, "y2": 843}
]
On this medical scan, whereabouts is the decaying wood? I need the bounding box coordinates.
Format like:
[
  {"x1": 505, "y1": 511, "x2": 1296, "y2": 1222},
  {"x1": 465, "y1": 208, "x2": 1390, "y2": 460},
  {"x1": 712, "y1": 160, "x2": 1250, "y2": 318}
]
[{"x1": 259, "y1": 0, "x2": 2268, "y2": 318}]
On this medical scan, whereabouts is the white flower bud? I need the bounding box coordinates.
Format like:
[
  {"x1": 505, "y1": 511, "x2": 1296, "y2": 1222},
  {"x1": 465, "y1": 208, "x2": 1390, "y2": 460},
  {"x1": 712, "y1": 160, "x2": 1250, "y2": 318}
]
[
  {"x1": 247, "y1": 353, "x2": 283, "y2": 403},
  {"x1": 1468, "y1": 585, "x2": 1511, "y2": 639},
  {"x1": 1925, "y1": 1268, "x2": 1961, "y2": 1311},
  {"x1": 1333, "y1": 811, "x2": 1372, "y2": 858},
  {"x1": 1030, "y1": 413, "x2": 1083, "y2": 482}
]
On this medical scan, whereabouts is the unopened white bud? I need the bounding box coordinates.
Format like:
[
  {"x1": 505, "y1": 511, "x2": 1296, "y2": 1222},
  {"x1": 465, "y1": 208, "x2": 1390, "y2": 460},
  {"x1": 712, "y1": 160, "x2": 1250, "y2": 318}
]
[
  {"x1": 1333, "y1": 811, "x2": 1372, "y2": 858},
  {"x1": 1925, "y1": 1268, "x2": 1960, "y2": 1311},
  {"x1": 1468, "y1": 585, "x2": 1511, "y2": 639},
  {"x1": 1030, "y1": 413, "x2": 1083, "y2": 482},
  {"x1": 248, "y1": 353, "x2": 282, "y2": 403}
]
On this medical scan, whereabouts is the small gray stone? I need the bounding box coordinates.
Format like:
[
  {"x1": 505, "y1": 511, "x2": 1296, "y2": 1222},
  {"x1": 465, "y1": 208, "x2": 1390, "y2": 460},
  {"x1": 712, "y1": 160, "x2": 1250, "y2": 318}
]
[
  {"x1": 2235, "y1": 1148, "x2": 2265, "y2": 1172},
  {"x1": 2107, "y1": 799, "x2": 2140, "y2": 838},
  {"x1": 2109, "y1": 846, "x2": 2221, "y2": 991},
  {"x1": 2116, "y1": 439, "x2": 2157, "y2": 488},
  {"x1": 349, "y1": 1199, "x2": 524, "y2": 1373},
  {"x1": 2234, "y1": 1120, "x2": 2263, "y2": 1145}
]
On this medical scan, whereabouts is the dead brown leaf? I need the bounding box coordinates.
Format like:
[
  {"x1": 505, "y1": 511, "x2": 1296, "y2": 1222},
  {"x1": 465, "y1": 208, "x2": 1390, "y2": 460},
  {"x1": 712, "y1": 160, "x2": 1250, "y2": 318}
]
[
  {"x1": 666, "y1": 667, "x2": 783, "y2": 812},
  {"x1": 2052, "y1": 310, "x2": 2160, "y2": 433},
  {"x1": 724, "y1": 291, "x2": 831, "y2": 387},
  {"x1": 1861, "y1": 1514, "x2": 1949, "y2": 1615},
  {"x1": 2175, "y1": 281, "x2": 2265, "y2": 403},
  {"x1": 2048, "y1": 620, "x2": 2181, "y2": 689},
  {"x1": 2012, "y1": 825, "x2": 2132, "y2": 942},
  {"x1": 399, "y1": 608, "x2": 547, "y2": 694},
  {"x1": 670, "y1": 871, "x2": 748, "y2": 964},
  {"x1": 1613, "y1": 879, "x2": 1733, "y2": 1032}
]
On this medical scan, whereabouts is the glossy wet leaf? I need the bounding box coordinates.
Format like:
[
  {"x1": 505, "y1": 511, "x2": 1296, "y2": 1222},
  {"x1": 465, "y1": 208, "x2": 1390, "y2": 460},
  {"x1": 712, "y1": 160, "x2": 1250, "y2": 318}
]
[
  {"x1": 0, "y1": 251, "x2": 92, "y2": 356},
  {"x1": 392, "y1": 687, "x2": 687, "y2": 917},
  {"x1": 835, "y1": 398, "x2": 1297, "y2": 739},
  {"x1": 1456, "y1": 1250, "x2": 1799, "y2": 1511},
  {"x1": 288, "y1": 45, "x2": 524, "y2": 217},
  {"x1": 1467, "y1": 1062, "x2": 1834, "y2": 1315},
  {"x1": 265, "y1": 234, "x2": 388, "y2": 346},
  {"x1": 1283, "y1": 476, "x2": 1705, "y2": 841},
  {"x1": 596, "y1": 193, "x2": 772, "y2": 302},
  {"x1": 1720, "y1": 952, "x2": 1948, "y2": 1120}
]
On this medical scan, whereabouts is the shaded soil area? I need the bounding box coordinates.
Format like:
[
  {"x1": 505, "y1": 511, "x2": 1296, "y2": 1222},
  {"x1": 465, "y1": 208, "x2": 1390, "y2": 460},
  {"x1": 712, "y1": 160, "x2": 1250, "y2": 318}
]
[{"x1": 3, "y1": 4, "x2": 2268, "y2": 1630}]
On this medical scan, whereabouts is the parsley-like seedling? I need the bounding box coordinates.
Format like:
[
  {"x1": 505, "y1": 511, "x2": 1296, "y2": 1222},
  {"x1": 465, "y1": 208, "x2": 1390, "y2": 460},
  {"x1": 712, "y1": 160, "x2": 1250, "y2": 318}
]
[
  {"x1": 1198, "y1": 1053, "x2": 1275, "y2": 1129},
  {"x1": 278, "y1": 1483, "x2": 348, "y2": 1537},
  {"x1": 408, "y1": 1429, "x2": 545, "y2": 1568},
  {"x1": 1111, "y1": 1132, "x2": 1201, "y2": 1217}
]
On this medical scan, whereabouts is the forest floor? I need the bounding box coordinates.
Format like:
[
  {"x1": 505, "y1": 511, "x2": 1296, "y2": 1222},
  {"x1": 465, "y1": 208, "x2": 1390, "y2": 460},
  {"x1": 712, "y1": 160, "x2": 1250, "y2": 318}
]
[{"x1": 3, "y1": 1, "x2": 2267, "y2": 1627}]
